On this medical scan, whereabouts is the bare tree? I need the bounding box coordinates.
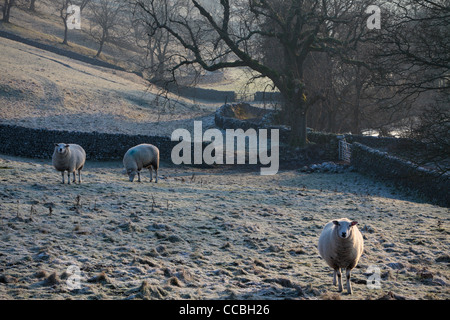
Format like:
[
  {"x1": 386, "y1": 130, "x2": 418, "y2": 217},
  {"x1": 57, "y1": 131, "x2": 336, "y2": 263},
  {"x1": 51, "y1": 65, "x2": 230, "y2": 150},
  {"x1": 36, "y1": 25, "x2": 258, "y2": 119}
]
[
  {"x1": 88, "y1": 0, "x2": 127, "y2": 57},
  {"x1": 1, "y1": 0, "x2": 15, "y2": 22},
  {"x1": 145, "y1": 27, "x2": 172, "y2": 81},
  {"x1": 366, "y1": 0, "x2": 449, "y2": 131},
  {"x1": 50, "y1": 0, "x2": 90, "y2": 45},
  {"x1": 132, "y1": 0, "x2": 183, "y2": 82},
  {"x1": 78, "y1": 0, "x2": 89, "y2": 12},
  {"x1": 59, "y1": 0, "x2": 71, "y2": 45},
  {"x1": 306, "y1": 0, "x2": 448, "y2": 137},
  {"x1": 29, "y1": 0, "x2": 36, "y2": 12},
  {"x1": 133, "y1": 0, "x2": 371, "y2": 146},
  {"x1": 409, "y1": 101, "x2": 450, "y2": 174},
  {"x1": 375, "y1": 0, "x2": 449, "y2": 96}
]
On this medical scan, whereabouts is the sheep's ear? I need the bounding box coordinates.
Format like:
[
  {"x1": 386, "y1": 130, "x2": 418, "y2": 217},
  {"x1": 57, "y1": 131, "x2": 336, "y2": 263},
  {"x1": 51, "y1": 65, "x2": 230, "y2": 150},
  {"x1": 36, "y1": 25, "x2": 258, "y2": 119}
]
[
  {"x1": 65, "y1": 144, "x2": 70, "y2": 148},
  {"x1": 350, "y1": 221, "x2": 358, "y2": 226},
  {"x1": 332, "y1": 220, "x2": 339, "y2": 226},
  {"x1": 54, "y1": 143, "x2": 59, "y2": 147}
]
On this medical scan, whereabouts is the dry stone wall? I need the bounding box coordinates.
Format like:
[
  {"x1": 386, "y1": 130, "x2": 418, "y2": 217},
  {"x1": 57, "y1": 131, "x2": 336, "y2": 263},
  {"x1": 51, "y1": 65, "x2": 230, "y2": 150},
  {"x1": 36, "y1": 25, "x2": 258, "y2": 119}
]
[{"x1": 0, "y1": 124, "x2": 177, "y2": 162}]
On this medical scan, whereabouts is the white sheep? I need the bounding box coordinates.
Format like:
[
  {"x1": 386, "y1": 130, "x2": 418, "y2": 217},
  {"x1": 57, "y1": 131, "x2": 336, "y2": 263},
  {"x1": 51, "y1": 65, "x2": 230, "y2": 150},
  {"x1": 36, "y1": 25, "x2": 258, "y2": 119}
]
[
  {"x1": 318, "y1": 218, "x2": 364, "y2": 294},
  {"x1": 52, "y1": 143, "x2": 86, "y2": 184},
  {"x1": 123, "y1": 143, "x2": 159, "y2": 183}
]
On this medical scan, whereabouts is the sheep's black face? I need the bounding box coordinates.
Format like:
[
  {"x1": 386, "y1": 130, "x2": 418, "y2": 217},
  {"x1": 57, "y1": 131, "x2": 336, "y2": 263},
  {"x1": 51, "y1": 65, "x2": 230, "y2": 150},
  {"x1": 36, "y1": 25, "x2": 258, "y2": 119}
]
[{"x1": 333, "y1": 220, "x2": 358, "y2": 239}]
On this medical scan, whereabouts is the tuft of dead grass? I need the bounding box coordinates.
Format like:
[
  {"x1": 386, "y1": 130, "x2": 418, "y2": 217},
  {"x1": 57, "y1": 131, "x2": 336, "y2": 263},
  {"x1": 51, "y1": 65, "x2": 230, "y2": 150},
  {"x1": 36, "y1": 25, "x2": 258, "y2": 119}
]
[
  {"x1": 43, "y1": 272, "x2": 60, "y2": 286},
  {"x1": 125, "y1": 280, "x2": 169, "y2": 300}
]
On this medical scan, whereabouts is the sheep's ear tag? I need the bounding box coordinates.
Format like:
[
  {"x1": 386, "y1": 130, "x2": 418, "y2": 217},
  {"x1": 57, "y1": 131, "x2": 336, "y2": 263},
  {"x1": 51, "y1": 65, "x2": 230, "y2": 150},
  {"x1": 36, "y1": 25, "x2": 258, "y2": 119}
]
[{"x1": 351, "y1": 221, "x2": 358, "y2": 226}]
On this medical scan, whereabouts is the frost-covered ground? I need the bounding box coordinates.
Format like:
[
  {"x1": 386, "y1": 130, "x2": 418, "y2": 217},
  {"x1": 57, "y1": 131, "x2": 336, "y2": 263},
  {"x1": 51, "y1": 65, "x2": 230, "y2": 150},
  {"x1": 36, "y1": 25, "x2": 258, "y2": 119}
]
[
  {"x1": 0, "y1": 36, "x2": 216, "y2": 137},
  {"x1": 0, "y1": 155, "x2": 448, "y2": 300}
]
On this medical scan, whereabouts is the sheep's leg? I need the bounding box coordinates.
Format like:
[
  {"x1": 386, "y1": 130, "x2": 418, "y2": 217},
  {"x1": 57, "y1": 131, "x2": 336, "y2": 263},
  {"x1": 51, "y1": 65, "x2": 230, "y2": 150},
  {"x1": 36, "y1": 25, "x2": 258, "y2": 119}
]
[
  {"x1": 78, "y1": 169, "x2": 82, "y2": 184},
  {"x1": 149, "y1": 168, "x2": 153, "y2": 182},
  {"x1": 336, "y1": 268, "x2": 343, "y2": 292},
  {"x1": 155, "y1": 168, "x2": 158, "y2": 183},
  {"x1": 72, "y1": 172, "x2": 76, "y2": 183},
  {"x1": 346, "y1": 269, "x2": 353, "y2": 294},
  {"x1": 137, "y1": 171, "x2": 141, "y2": 182},
  {"x1": 67, "y1": 171, "x2": 71, "y2": 184},
  {"x1": 333, "y1": 269, "x2": 337, "y2": 286},
  {"x1": 61, "y1": 171, "x2": 65, "y2": 184}
]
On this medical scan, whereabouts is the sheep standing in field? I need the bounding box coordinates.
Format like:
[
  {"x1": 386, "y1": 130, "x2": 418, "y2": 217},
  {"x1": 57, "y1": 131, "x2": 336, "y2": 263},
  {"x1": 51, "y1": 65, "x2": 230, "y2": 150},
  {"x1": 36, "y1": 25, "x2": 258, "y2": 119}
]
[
  {"x1": 123, "y1": 143, "x2": 159, "y2": 183},
  {"x1": 318, "y1": 218, "x2": 364, "y2": 294},
  {"x1": 52, "y1": 143, "x2": 86, "y2": 184}
]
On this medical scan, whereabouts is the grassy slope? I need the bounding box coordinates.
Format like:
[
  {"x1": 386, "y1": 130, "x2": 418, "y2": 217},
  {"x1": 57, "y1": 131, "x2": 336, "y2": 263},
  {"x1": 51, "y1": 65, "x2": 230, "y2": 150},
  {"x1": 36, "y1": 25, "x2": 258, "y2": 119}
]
[{"x1": 1, "y1": 2, "x2": 276, "y2": 95}]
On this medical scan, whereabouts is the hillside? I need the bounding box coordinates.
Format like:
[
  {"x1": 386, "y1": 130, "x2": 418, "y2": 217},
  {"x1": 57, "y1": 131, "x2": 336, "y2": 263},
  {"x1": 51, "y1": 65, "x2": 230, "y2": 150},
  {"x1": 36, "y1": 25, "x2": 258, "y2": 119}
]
[
  {"x1": 0, "y1": 1, "x2": 277, "y2": 98},
  {"x1": 0, "y1": 35, "x2": 218, "y2": 137}
]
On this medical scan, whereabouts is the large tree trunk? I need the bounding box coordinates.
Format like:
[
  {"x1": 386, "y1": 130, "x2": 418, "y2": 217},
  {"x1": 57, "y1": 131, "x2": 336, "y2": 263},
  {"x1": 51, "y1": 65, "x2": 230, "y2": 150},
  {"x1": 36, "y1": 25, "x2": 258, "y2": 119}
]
[
  {"x1": 291, "y1": 110, "x2": 308, "y2": 147},
  {"x1": 277, "y1": 69, "x2": 309, "y2": 147},
  {"x1": 282, "y1": 97, "x2": 309, "y2": 147},
  {"x1": 278, "y1": 47, "x2": 309, "y2": 147}
]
